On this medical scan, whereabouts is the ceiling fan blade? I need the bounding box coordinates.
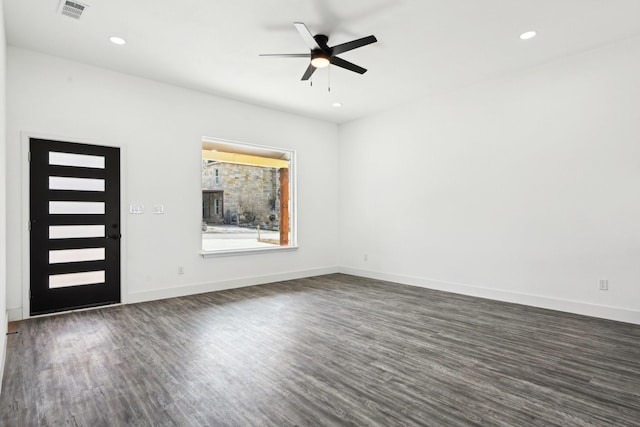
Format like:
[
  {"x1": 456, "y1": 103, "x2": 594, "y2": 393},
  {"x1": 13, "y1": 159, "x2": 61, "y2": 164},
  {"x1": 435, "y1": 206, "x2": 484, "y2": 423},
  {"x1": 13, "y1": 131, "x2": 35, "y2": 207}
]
[
  {"x1": 294, "y1": 22, "x2": 321, "y2": 50},
  {"x1": 330, "y1": 56, "x2": 367, "y2": 74},
  {"x1": 331, "y1": 35, "x2": 377, "y2": 55},
  {"x1": 259, "y1": 54, "x2": 310, "y2": 58},
  {"x1": 301, "y1": 63, "x2": 317, "y2": 81}
]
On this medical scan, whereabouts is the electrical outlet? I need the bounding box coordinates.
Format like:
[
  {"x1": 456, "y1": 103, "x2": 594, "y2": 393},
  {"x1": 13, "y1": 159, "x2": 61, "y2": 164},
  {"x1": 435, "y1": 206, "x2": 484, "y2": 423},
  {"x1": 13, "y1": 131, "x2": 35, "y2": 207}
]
[
  {"x1": 599, "y1": 279, "x2": 608, "y2": 291},
  {"x1": 178, "y1": 266, "x2": 184, "y2": 275},
  {"x1": 364, "y1": 253, "x2": 368, "y2": 261}
]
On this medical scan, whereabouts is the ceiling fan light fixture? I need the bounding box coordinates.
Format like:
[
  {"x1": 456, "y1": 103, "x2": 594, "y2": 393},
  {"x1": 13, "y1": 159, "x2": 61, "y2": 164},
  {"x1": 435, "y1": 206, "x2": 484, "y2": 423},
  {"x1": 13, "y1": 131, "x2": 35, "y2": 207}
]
[{"x1": 311, "y1": 55, "x2": 330, "y2": 68}]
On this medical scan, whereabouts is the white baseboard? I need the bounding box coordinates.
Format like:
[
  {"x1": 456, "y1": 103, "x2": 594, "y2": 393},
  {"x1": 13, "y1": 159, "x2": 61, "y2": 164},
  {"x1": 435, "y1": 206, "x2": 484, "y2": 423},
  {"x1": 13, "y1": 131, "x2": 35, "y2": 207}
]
[
  {"x1": 10, "y1": 265, "x2": 637, "y2": 326},
  {"x1": 339, "y1": 267, "x2": 640, "y2": 325},
  {"x1": 126, "y1": 266, "x2": 340, "y2": 304},
  {"x1": 0, "y1": 310, "x2": 8, "y2": 394},
  {"x1": 7, "y1": 308, "x2": 22, "y2": 322}
]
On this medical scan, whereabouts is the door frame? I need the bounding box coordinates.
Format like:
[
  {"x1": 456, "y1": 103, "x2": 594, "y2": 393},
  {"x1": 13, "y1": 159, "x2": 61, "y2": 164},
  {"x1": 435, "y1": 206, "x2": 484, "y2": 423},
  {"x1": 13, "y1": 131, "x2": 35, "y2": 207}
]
[
  {"x1": 202, "y1": 190, "x2": 224, "y2": 223},
  {"x1": 19, "y1": 131, "x2": 128, "y2": 320}
]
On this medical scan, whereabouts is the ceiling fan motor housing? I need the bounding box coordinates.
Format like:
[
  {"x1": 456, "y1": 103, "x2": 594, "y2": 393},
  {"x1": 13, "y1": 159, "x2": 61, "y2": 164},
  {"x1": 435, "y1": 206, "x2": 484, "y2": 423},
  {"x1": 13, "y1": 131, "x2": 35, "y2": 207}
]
[
  {"x1": 311, "y1": 35, "x2": 331, "y2": 68},
  {"x1": 313, "y1": 34, "x2": 330, "y2": 50}
]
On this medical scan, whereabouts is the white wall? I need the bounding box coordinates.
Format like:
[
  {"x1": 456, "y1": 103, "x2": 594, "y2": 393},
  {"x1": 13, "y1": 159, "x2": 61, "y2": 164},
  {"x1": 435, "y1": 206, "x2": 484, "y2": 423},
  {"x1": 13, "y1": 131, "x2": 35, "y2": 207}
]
[
  {"x1": 0, "y1": 0, "x2": 8, "y2": 382},
  {"x1": 6, "y1": 36, "x2": 640, "y2": 326},
  {"x1": 6, "y1": 47, "x2": 339, "y2": 320},
  {"x1": 339, "y1": 36, "x2": 640, "y2": 324}
]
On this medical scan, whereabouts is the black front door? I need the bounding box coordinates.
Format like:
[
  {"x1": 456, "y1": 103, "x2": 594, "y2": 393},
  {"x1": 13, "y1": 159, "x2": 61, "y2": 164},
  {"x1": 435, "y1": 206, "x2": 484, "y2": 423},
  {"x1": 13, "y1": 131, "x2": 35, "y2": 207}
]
[{"x1": 29, "y1": 138, "x2": 121, "y2": 315}]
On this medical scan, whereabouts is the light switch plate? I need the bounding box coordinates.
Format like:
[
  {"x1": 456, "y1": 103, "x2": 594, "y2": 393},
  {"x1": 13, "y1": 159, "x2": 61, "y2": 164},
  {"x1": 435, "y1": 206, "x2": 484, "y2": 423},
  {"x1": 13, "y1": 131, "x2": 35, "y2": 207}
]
[{"x1": 129, "y1": 204, "x2": 144, "y2": 214}]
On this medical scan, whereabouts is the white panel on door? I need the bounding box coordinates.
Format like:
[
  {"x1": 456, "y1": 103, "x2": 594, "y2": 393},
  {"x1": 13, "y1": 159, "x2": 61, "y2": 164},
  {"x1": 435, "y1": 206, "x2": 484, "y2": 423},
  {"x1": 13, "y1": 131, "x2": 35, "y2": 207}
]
[
  {"x1": 49, "y1": 248, "x2": 106, "y2": 264},
  {"x1": 49, "y1": 270, "x2": 105, "y2": 288},
  {"x1": 49, "y1": 176, "x2": 105, "y2": 192},
  {"x1": 49, "y1": 152, "x2": 105, "y2": 169},
  {"x1": 49, "y1": 225, "x2": 105, "y2": 239},
  {"x1": 49, "y1": 201, "x2": 105, "y2": 215}
]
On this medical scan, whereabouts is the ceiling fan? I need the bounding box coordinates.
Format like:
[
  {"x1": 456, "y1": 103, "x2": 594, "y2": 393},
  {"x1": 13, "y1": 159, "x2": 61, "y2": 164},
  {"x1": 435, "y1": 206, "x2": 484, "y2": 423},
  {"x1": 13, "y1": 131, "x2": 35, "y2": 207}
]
[{"x1": 260, "y1": 22, "x2": 378, "y2": 81}]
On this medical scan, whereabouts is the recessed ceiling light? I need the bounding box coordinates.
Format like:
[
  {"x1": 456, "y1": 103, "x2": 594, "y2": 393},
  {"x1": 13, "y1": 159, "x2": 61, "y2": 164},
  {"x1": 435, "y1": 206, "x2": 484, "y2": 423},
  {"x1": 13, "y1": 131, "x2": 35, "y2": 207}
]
[
  {"x1": 332, "y1": 102, "x2": 342, "y2": 108},
  {"x1": 520, "y1": 31, "x2": 537, "y2": 40},
  {"x1": 109, "y1": 36, "x2": 126, "y2": 45}
]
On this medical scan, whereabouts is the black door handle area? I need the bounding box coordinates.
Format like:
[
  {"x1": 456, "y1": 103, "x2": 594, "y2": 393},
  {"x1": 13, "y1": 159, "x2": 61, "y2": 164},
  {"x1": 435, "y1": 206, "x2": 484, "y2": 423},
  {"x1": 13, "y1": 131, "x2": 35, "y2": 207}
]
[{"x1": 107, "y1": 234, "x2": 121, "y2": 240}]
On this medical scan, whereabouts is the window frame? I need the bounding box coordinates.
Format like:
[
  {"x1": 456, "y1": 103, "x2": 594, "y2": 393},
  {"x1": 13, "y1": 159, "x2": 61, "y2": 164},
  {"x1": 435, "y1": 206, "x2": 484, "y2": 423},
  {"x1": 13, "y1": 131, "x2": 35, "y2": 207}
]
[{"x1": 200, "y1": 137, "x2": 297, "y2": 257}]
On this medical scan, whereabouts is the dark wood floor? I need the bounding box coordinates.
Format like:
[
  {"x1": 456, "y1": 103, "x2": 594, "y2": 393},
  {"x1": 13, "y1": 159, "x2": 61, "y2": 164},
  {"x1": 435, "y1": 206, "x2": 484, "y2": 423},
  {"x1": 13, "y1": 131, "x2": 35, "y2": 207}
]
[{"x1": 1, "y1": 274, "x2": 640, "y2": 426}]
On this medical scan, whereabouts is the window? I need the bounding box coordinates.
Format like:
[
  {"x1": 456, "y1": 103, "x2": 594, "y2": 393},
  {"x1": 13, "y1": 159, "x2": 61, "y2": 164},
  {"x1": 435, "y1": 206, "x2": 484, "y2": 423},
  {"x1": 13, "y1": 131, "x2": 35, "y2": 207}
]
[{"x1": 201, "y1": 138, "x2": 296, "y2": 255}]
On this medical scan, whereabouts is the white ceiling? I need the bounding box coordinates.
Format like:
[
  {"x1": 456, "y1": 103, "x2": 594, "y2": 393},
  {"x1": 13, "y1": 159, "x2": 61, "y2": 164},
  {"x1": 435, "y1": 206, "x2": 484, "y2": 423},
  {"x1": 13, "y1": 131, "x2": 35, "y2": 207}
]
[{"x1": 5, "y1": 0, "x2": 640, "y2": 123}]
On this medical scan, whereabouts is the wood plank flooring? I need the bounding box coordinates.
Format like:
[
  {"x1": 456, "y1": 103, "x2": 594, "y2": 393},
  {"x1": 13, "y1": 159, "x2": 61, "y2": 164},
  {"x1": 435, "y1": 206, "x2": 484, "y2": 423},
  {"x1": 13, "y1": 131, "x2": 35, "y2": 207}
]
[{"x1": 1, "y1": 273, "x2": 640, "y2": 426}]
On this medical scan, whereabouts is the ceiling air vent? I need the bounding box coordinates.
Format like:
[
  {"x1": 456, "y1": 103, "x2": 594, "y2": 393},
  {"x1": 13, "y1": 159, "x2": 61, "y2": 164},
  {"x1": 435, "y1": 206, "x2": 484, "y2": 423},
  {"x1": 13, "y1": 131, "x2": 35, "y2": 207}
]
[{"x1": 58, "y1": 0, "x2": 89, "y2": 19}]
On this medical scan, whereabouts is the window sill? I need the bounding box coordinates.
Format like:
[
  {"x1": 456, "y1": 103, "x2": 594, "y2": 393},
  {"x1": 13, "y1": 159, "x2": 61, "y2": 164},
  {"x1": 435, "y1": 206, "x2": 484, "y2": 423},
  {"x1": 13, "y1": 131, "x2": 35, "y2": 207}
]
[{"x1": 200, "y1": 245, "x2": 298, "y2": 258}]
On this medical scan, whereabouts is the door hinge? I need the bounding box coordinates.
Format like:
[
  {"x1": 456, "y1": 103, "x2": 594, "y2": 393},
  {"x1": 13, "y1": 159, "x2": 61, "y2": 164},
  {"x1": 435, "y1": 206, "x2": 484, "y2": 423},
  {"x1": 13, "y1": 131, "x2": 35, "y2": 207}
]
[{"x1": 28, "y1": 151, "x2": 31, "y2": 162}]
